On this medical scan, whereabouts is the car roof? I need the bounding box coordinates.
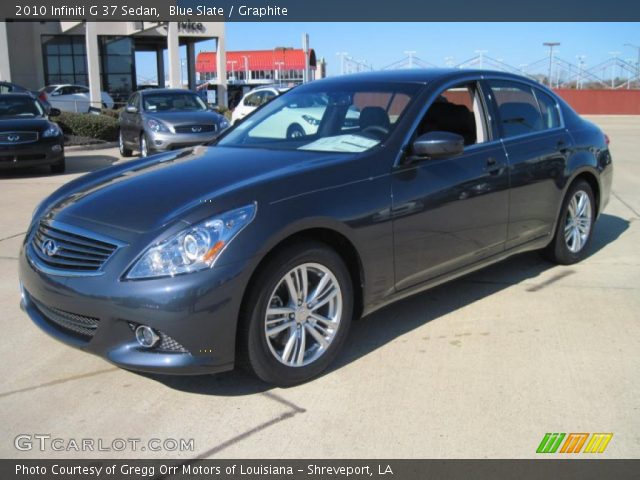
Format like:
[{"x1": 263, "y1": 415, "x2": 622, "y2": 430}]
[
  {"x1": 139, "y1": 88, "x2": 198, "y2": 95},
  {"x1": 306, "y1": 68, "x2": 541, "y2": 87},
  {"x1": 0, "y1": 92, "x2": 35, "y2": 98}
]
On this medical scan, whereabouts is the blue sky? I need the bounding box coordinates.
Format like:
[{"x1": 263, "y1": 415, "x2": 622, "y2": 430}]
[{"x1": 135, "y1": 22, "x2": 640, "y2": 83}]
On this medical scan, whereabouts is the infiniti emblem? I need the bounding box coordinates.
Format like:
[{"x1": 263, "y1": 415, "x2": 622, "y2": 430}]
[
  {"x1": 191, "y1": 126, "x2": 202, "y2": 133},
  {"x1": 41, "y1": 239, "x2": 59, "y2": 257},
  {"x1": 7, "y1": 134, "x2": 20, "y2": 142}
]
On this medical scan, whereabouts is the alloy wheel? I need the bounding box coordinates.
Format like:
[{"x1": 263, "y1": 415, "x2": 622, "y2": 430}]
[
  {"x1": 140, "y1": 135, "x2": 148, "y2": 157},
  {"x1": 564, "y1": 190, "x2": 592, "y2": 253},
  {"x1": 264, "y1": 263, "x2": 342, "y2": 367}
]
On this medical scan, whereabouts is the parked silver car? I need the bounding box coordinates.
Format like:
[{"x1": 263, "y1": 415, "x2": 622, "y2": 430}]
[{"x1": 118, "y1": 89, "x2": 229, "y2": 157}]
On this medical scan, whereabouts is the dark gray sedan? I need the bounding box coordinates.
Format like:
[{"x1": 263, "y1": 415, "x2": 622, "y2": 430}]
[{"x1": 118, "y1": 89, "x2": 229, "y2": 157}]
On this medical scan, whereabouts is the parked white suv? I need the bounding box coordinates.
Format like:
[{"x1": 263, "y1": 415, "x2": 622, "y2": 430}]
[
  {"x1": 231, "y1": 86, "x2": 290, "y2": 125},
  {"x1": 40, "y1": 85, "x2": 115, "y2": 112}
]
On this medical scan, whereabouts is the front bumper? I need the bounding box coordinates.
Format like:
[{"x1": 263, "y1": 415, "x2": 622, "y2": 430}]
[
  {"x1": 0, "y1": 138, "x2": 64, "y2": 169},
  {"x1": 18, "y1": 239, "x2": 253, "y2": 375},
  {"x1": 147, "y1": 129, "x2": 218, "y2": 152}
]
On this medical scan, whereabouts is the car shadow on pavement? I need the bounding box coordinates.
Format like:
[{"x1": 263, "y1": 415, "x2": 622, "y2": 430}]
[{"x1": 145, "y1": 213, "x2": 629, "y2": 395}]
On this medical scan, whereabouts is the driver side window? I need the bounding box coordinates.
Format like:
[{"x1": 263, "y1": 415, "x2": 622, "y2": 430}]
[{"x1": 415, "y1": 82, "x2": 489, "y2": 146}]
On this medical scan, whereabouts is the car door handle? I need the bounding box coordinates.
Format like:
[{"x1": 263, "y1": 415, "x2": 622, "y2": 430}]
[
  {"x1": 484, "y1": 157, "x2": 505, "y2": 175},
  {"x1": 557, "y1": 140, "x2": 569, "y2": 153}
]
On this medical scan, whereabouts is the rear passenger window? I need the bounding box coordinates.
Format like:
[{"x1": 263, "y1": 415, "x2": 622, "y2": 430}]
[
  {"x1": 533, "y1": 89, "x2": 560, "y2": 130},
  {"x1": 488, "y1": 80, "x2": 544, "y2": 138}
]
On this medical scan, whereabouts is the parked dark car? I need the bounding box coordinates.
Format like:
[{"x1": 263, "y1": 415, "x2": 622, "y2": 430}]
[
  {"x1": 0, "y1": 93, "x2": 64, "y2": 173},
  {"x1": 118, "y1": 88, "x2": 230, "y2": 157},
  {"x1": 20, "y1": 70, "x2": 612, "y2": 385}
]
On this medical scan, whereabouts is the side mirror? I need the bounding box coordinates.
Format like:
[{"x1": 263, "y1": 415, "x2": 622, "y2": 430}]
[
  {"x1": 411, "y1": 131, "x2": 465, "y2": 160},
  {"x1": 48, "y1": 107, "x2": 61, "y2": 117},
  {"x1": 126, "y1": 105, "x2": 138, "y2": 114}
]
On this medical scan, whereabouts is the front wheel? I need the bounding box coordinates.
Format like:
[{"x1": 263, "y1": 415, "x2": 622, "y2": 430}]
[
  {"x1": 239, "y1": 241, "x2": 353, "y2": 386},
  {"x1": 543, "y1": 179, "x2": 595, "y2": 264},
  {"x1": 139, "y1": 133, "x2": 150, "y2": 157},
  {"x1": 119, "y1": 130, "x2": 133, "y2": 157}
]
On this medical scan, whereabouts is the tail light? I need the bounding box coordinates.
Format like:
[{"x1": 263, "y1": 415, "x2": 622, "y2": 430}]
[
  {"x1": 604, "y1": 133, "x2": 610, "y2": 145},
  {"x1": 38, "y1": 91, "x2": 47, "y2": 102}
]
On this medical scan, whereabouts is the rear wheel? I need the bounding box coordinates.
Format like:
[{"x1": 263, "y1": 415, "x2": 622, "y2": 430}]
[
  {"x1": 119, "y1": 130, "x2": 133, "y2": 157},
  {"x1": 238, "y1": 241, "x2": 353, "y2": 386},
  {"x1": 543, "y1": 179, "x2": 595, "y2": 264},
  {"x1": 50, "y1": 158, "x2": 65, "y2": 174}
]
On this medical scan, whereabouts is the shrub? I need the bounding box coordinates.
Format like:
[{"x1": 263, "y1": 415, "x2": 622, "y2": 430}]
[{"x1": 56, "y1": 111, "x2": 119, "y2": 142}]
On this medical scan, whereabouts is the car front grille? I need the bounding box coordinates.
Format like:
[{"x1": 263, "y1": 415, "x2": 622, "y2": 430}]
[
  {"x1": 0, "y1": 131, "x2": 38, "y2": 144},
  {"x1": 174, "y1": 124, "x2": 217, "y2": 134},
  {"x1": 32, "y1": 298, "x2": 100, "y2": 339},
  {"x1": 29, "y1": 222, "x2": 119, "y2": 274}
]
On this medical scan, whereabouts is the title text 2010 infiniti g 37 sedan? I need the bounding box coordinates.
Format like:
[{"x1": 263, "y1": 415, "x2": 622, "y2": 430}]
[{"x1": 19, "y1": 70, "x2": 612, "y2": 386}]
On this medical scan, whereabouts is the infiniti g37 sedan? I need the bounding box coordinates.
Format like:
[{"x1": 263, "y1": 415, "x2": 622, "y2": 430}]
[{"x1": 19, "y1": 70, "x2": 612, "y2": 386}]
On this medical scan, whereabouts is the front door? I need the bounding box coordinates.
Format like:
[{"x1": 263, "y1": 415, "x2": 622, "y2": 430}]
[{"x1": 392, "y1": 81, "x2": 510, "y2": 291}]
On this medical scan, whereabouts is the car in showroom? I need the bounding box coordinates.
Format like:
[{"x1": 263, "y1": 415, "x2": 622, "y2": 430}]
[
  {"x1": 231, "y1": 85, "x2": 290, "y2": 125},
  {"x1": 0, "y1": 93, "x2": 65, "y2": 173},
  {"x1": 118, "y1": 88, "x2": 230, "y2": 157},
  {"x1": 40, "y1": 84, "x2": 114, "y2": 112},
  {"x1": 19, "y1": 70, "x2": 612, "y2": 385}
]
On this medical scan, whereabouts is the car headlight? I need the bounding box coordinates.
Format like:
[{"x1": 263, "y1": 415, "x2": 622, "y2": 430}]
[
  {"x1": 42, "y1": 123, "x2": 62, "y2": 138},
  {"x1": 219, "y1": 118, "x2": 230, "y2": 130},
  {"x1": 126, "y1": 203, "x2": 256, "y2": 280},
  {"x1": 146, "y1": 118, "x2": 169, "y2": 133},
  {"x1": 302, "y1": 114, "x2": 320, "y2": 126}
]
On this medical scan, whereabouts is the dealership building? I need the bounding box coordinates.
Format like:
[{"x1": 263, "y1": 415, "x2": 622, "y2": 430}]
[{"x1": 0, "y1": 21, "x2": 228, "y2": 106}]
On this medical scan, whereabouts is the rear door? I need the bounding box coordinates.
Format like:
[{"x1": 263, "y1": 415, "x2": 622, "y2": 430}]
[
  {"x1": 484, "y1": 79, "x2": 571, "y2": 249},
  {"x1": 392, "y1": 81, "x2": 510, "y2": 290}
]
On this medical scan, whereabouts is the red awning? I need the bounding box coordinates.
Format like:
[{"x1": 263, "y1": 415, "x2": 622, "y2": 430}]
[{"x1": 196, "y1": 48, "x2": 316, "y2": 73}]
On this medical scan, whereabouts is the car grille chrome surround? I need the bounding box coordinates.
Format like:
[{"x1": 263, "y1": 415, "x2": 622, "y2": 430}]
[
  {"x1": 27, "y1": 220, "x2": 121, "y2": 276},
  {"x1": 0, "y1": 131, "x2": 38, "y2": 144},
  {"x1": 127, "y1": 323, "x2": 189, "y2": 353},
  {"x1": 174, "y1": 124, "x2": 217, "y2": 134},
  {"x1": 32, "y1": 297, "x2": 100, "y2": 339}
]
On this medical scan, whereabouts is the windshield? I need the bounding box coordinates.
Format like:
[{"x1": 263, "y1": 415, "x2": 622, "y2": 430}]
[
  {"x1": 219, "y1": 82, "x2": 421, "y2": 153},
  {"x1": 0, "y1": 96, "x2": 44, "y2": 118},
  {"x1": 142, "y1": 92, "x2": 207, "y2": 112}
]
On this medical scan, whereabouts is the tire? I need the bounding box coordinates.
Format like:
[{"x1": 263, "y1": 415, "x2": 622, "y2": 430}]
[
  {"x1": 286, "y1": 123, "x2": 305, "y2": 139},
  {"x1": 238, "y1": 241, "x2": 353, "y2": 386},
  {"x1": 50, "y1": 158, "x2": 65, "y2": 174},
  {"x1": 543, "y1": 179, "x2": 595, "y2": 264},
  {"x1": 139, "y1": 133, "x2": 150, "y2": 158},
  {"x1": 118, "y1": 130, "x2": 133, "y2": 157}
]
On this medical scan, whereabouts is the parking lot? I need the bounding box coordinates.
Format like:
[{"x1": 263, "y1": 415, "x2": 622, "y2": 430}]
[{"x1": 0, "y1": 116, "x2": 638, "y2": 459}]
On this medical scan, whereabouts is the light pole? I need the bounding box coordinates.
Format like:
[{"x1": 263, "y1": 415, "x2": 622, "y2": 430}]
[
  {"x1": 227, "y1": 60, "x2": 237, "y2": 83},
  {"x1": 336, "y1": 52, "x2": 348, "y2": 75},
  {"x1": 609, "y1": 51, "x2": 621, "y2": 88},
  {"x1": 576, "y1": 55, "x2": 586, "y2": 89},
  {"x1": 543, "y1": 42, "x2": 560, "y2": 88},
  {"x1": 475, "y1": 50, "x2": 487, "y2": 68},
  {"x1": 623, "y1": 43, "x2": 640, "y2": 86},
  {"x1": 404, "y1": 50, "x2": 417, "y2": 69}
]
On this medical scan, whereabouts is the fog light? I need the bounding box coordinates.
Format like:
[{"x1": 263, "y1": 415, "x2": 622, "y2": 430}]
[
  {"x1": 51, "y1": 144, "x2": 62, "y2": 152},
  {"x1": 135, "y1": 325, "x2": 160, "y2": 348}
]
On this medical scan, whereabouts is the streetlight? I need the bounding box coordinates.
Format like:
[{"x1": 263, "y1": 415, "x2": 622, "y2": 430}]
[
  {"x1": 623, "y1": 43, "x2": 640, "y2": 86},
  {"x1": 475, "y1": 50, "x2": 488, "y2": 68},
  {"x1": 336, "y1": 52, "x2": 348, "y2": 75},
  {"x1": 404, "y1": 50, "x2": 417, "y2": 69},
  {"x1": 543, "y1": 42, "x2": 560, "y2": 88},
  {"x1": 227, "y1": 60, "x2": 237, "y2": 83}
]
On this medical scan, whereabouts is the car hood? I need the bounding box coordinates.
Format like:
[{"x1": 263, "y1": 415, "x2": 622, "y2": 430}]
[
  {"x1": 40, "y1": 145, "x2": 341, "y2": 236},
  {"x1": 145, "y1": 110, "x2": 223, "y2": 126},
  {"x1": 0, "y1": 118, "x2": 51, "y2": 132}
]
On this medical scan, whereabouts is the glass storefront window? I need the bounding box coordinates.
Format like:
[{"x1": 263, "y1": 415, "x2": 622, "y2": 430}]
[{"x1": 42, "y1": 35, "x2": 88, "y2": 86}]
